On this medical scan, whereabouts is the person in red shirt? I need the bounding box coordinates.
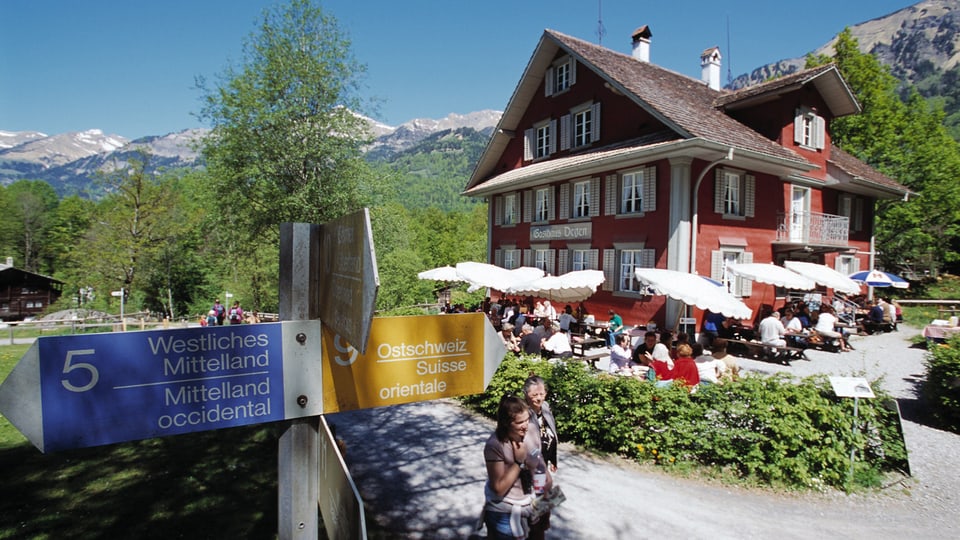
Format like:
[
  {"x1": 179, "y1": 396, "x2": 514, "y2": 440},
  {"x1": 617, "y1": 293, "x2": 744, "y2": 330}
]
[{"x1": 648, "y1": 343, "x2": 700, "y2": 388}]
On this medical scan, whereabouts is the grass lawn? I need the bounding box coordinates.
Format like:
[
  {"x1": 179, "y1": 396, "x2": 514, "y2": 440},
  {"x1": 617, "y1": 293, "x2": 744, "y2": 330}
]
[{"x1": 0, "y1": 344, "x2": 285, "y2": 539}]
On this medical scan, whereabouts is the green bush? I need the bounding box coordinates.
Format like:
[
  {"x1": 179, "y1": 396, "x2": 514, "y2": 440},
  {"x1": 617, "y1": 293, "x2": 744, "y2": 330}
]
[
  {"x1": 465, "y1": 356, "x2": 908, "y2": 491},
  {"x1": 923, "y1": 335, "x2": 960, "y2": 431}
]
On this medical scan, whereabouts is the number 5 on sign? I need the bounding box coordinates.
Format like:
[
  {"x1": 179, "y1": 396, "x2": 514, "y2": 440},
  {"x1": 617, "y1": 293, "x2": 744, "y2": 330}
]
[{"x1": 62, "y1": 349, "x2": 98, "y2": 392}]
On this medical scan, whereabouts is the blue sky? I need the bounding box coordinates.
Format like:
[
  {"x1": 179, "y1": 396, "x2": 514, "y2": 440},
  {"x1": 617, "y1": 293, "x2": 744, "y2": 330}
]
[{"x1": 1, "y1": 0, "x2": 914, "y2": 140}]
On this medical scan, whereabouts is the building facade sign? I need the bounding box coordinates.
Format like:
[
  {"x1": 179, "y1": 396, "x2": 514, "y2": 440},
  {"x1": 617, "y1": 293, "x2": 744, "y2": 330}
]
[{"x1": 530, "y1": 222, "x2": 593, "y2": 242}]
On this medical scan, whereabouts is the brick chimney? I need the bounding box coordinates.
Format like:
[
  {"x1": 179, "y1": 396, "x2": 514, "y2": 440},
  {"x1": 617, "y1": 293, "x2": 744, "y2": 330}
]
[
  {"x1": 631, "y1": 25, "x2": 652, "y2": 62},
  {"x1": 4, "y1": 256, "x2": 11, "y2": 267},
  {"x1": 701, "y1": 46, "x2": 722, "y2": 90}
]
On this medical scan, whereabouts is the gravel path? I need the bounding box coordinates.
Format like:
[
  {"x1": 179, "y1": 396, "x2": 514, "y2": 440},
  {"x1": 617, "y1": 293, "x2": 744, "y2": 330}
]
[{"x1": 327, "y1": 324, "x2": 960, "y2": 539}]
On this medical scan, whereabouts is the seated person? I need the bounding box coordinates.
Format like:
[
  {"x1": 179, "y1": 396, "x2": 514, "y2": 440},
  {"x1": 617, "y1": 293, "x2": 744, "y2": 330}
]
[
  {"x1": 518, "y1": 324, "x2": 542, "y2": 355},
  {"x1": 608, "y1": 333, "x2": 636, "y2": 374},
  {"x1": 500, "y1": 323, "x2": 520, "y2": 354},
  {"x1": 782, "y1": 308, "x2": 807, "y2": 348},
  {"x1": 709, "y1": 338, "x2": 739, "y2": 381},
  {"x1": 758, "y1": 310, "x2": 787, "y2": 348},
  {"x1": 647, "y1": 343, "x2": 700, "y2": 388},
  {"x1": 694, "y1": 346, "x2": 725, "y2": 385},
  {"x1": 859, "y1": 300, "x2": 886, "y2": 334},
  {"x1": 631, "y1": 330, "x2": 672, "y2": 367},
  {"x1": 814, "y1": 306, "x2": 852, "y2": 352},
  {"x1": 699, "y1": 310, "x2": 727, "y2": 347},
  {"x1": 540, "y1": 323, "x2": 572, "y2": 359}
]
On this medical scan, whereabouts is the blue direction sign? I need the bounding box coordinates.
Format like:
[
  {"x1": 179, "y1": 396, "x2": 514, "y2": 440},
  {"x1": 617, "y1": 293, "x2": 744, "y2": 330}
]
[{"x1": 0, "y1": 321, "x2": 323, "y2": 453}]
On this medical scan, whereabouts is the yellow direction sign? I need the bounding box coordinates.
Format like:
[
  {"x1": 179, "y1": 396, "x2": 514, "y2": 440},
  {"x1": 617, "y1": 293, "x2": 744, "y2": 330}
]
[{"x1": 320, "y1": 313, "x2": 506, "y2": 413}]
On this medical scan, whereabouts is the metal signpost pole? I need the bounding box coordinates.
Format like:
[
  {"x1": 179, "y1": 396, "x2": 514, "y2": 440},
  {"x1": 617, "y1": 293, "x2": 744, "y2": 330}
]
[{"x1": 278, "y1": 223, "x2": 321, "y2": 539}]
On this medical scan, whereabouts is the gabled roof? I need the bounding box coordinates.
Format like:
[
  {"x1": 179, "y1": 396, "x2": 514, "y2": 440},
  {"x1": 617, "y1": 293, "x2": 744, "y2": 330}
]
[
  {"x1": 467, "y1": 29, "x2": 813, "y2": 192},
  {"x1": 0, "y1": 263, "x2": 64, "y2": 285},
  {"x1": 826, "y1": 144, "x2": 915, "y2": 199},
  {"x1": 715, "y1": 63, "x2": 861, "y2": 118}
]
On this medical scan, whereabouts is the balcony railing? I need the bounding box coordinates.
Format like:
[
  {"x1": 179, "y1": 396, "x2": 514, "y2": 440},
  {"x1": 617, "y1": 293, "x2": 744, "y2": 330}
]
[{"x1": 776, "y1": 211, "x2": 849, "y2": 246}]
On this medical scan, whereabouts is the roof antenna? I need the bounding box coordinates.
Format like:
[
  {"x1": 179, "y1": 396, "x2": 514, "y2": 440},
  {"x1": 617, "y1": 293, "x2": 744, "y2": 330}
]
[
  {"x1": 726, "y1": 15, "x2": 733, "y2": 86},
  {"x1": 597, "y1": 0, "x2": 606, "y2": 45}
]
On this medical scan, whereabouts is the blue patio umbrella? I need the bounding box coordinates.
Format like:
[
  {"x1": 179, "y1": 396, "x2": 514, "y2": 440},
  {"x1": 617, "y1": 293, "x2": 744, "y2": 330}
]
[{"x1": 848, "y1": 269, "x2": 910, "y2": 289}]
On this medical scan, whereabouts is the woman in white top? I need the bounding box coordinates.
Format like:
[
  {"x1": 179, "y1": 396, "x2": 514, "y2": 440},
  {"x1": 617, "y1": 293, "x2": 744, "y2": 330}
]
[{"x1": 814, "y1": 306, "x2": 851, "y2": 352}]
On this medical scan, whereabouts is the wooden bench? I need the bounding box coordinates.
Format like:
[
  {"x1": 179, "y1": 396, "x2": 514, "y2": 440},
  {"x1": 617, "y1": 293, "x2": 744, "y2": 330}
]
[{"x1": 726, "y1": 339, "x2": 806, "y2": 363}]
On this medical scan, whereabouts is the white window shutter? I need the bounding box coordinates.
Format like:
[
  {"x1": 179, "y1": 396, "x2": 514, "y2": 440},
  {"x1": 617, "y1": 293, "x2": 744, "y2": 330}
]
[
  {"x1": 547, "y1": 186, "x2": 556, "y2": 221},
  {"x1": 711, "y1": 250, "x2": 723, "y2": 281},
  {"x1": 589, "y1": 177, "x2": 600, "y2": 217},
  {"x1": 547, "y1": 250, "x2": 556, "y2": 275},
  {"x1": 549, "y1": 119, "x2": 557, "y2": 155},
  {"x1": 740, "y1": 252, "x2": 754, "y2": 297},
  {"x1": 512, "y1": 193, "x2": 520, "y2": 222},
  {"x1": 794, "y1": 109, "x2": 804, "y2": 144},
  {"x1": 643, "y1": 167, "x2": 657, "y2": 212},
  {"x1": 524, "y1": 128, "x2": 534, "y2": 161},
  {"x1": 744, "y1": 175, "x2": 756, "y2": 218},
  {"x1": 642, "y1": 248, "x2": 655, "y2": 268},
  {"x1": 559, "y1": 184, "x2": 569, "y2": 220},
  {"x1": 523, "y1": 190, "x2": 533, "y2": 223},
  {"x1": 569, "y1": 59, "x2": 577, "y2": 85},
  {"x1": 524, "y1": 249, "x2": 533, "y2": 266},
  {"x1": 494, "y1": 196, "x2": 503, "y2": 226},
  {"x1": 591, "y1": 102, "x2": 601, "y2": 143},
  {"x1": 714, "y1": 169, "x2": 725, "y2": 214},
  {"x1": 545, "y1": 67, "x2": 554, "y2": 97},
  {"x1": 605, "y1": 174, "x2": 618, "y2": 215},
  {"x1": 558, "y1": 250, "x2": 569, "y2": 274},
  {"x1": 588, "y1": 249, "x2": 599, "y2": 270},
  {"x1": 813, "y1": 115, "x2": 825, "y2": 149},
  {"x1": 496, "y1": 249, "x2": 504, "y2": 267},
  {"x1": 560, "y1": 114, "x2": 571, "y2": 151},
  {"x1": 602, "y1": 249, "x2": 616, "y2": 291}
]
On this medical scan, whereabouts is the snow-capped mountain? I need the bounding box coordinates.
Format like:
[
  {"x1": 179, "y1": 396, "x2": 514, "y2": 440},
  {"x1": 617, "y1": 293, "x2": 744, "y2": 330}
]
[
  {"x1": 0, "y1": 111, "x2": 503, "y2": 196},
  {"x1": 0, "y1": 129, "x2": 128, "y2": 169}
]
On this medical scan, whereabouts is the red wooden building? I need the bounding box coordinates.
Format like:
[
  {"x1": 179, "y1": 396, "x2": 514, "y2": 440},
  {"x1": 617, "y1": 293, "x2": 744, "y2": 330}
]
[{"x1": 463, "y1": 27, "x2": 910, "y2": 328}]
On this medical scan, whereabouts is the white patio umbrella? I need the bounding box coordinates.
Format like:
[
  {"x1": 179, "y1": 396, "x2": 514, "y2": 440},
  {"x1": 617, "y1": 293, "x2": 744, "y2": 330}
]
[
  {"x1": 782, "y1": 261, "x2": 861, "y2": 295},
  {"x1": 453, "y1": 262, "x2": 544, "y2": 293},
  {"x1": 634, "y1": 268, "x2": 753, "y2": 320},
  {"x1": 416, "y1": 265, "x2": 461, "y2": 282},
  {"x1": 505, "y1": 269, "x2": 605, "y2": 303},
  {"x1": 725, "y1": 262, "x2": 816, "y2": 290}
]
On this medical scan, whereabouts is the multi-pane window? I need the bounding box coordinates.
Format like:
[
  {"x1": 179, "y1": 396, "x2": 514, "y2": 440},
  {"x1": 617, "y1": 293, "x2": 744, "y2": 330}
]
[
  {"x1": 574, "y1": 108, "x2": 592, "y2": 147},
  {"x1": 794, "y1": 107, "x2": 825, "y2": 150},
  {"x1": 572, "y1": 250, "x2": 588, "y2": 271},
  {"x1": 503, "y1": 193, "x2": 517, "y2": 225},
  {"x1": 535, "y1": 188, "x2": 550, "y2": 222},
  {"x1": 621, "y1": 171, "x2": 643, "y2": 213},
  {"x1": 536, "y1": 124, "x2": 551, "y2": 159},
  {"x1": 723, "y1": 171, "x2": 741, "y2": 216},
  {"x1": 534, "y1": 250, "x2": 549, "y2": 271},
  {"x1": 573, "y1": 181, "x2": 590, "y2": 218},
  {"x1": 619, "y1": 250, "x2": 645, "y2": 292},
  {"x1": 504, "y1": 250, "x2": 518, "y2": 269},
  {"x1": 714, "y1": 168, "x2": 755, "y2": 219},
  {"x1": 555, "y1": 62, "x2": 570, "y2": 93}
]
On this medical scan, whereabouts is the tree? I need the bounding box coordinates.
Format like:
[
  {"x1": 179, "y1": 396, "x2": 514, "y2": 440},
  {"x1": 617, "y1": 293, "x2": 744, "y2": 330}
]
[
  {"x1": 75, "y1": 152, "x2": 186, "y2": 311},
  {"x1": 3, "y1": 180, "x2": 59, "y2": 273},
  {"x1": 197, "y1": 0, "x2": 375, "y2": 243},
  {"x1": 811, "y1": 29, "x2": 960, "y2": 275}
]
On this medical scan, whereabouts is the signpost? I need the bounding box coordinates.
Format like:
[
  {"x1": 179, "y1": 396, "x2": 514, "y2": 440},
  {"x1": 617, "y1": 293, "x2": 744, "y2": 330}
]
[
  {"x1": 0, "y1": 321, "x2": 323, "y2": 453},
  {"x1": 320, "y1": 312, "x2": 506, "y2": 413},
  {"x1": 318, "y1": 209, "x2": 379, "y2": 353}
]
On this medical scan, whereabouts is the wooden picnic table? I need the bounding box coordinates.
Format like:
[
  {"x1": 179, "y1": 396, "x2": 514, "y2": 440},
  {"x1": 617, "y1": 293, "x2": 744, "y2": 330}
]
[{"x1": 725, "y1": 338, "x2": 807, "y2": 363}]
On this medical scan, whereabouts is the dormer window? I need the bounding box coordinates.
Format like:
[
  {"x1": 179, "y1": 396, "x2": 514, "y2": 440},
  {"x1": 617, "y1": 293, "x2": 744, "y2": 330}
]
[
  {"x1": 794, "y1": 107, "x2": 825, "y2": 150},
  {"x1": 545, "y1": 56, "x2": 577, "y2": 96},
  {"x1": 560, "y1": 102, "x2": 602, "y2": 151}
]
